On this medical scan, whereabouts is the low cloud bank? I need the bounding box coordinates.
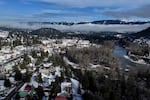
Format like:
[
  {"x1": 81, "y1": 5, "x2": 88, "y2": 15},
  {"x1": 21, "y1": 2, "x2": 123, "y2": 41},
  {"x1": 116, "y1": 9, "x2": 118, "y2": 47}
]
[{"x1": 0, "y1": 21, "x2": 150, "y2": 33}]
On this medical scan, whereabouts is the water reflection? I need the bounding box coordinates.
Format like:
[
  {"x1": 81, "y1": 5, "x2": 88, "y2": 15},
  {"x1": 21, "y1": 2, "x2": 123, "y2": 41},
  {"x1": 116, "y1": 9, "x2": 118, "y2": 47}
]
[{"x1": 113, "y1": 45, "x2": 150, "y2": 70}]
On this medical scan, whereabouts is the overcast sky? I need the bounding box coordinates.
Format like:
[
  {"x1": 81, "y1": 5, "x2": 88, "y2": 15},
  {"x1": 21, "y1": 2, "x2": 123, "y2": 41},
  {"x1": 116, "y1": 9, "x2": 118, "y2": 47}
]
[{"x1": 0, "y1": 0, "x2": 150, "y2": 22}]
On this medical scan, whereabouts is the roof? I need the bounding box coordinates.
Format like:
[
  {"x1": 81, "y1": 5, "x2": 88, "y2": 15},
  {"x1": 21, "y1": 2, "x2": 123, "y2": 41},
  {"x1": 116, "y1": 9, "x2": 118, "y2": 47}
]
[
  {"x1": 0, "y1": 80, "x2": 4, "y2": 86},
  {"x1": 19, "y1": 91, "x2": 28, "y2": 98},
  {"x1": 24, "y1": 85, "x2": 31, "y2": 91},
  {"x1": 55, "y1": 97, "x2": 67, "y2": 100}
]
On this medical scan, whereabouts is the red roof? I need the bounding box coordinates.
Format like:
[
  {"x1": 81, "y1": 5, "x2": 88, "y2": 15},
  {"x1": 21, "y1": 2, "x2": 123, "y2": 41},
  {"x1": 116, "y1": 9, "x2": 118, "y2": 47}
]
[
  {"x1": 55, "y1": 97, "x2": 67, "y2": 100},
  {"x1": 24, "y1": 85, "x2": 31, "y2": 91}
]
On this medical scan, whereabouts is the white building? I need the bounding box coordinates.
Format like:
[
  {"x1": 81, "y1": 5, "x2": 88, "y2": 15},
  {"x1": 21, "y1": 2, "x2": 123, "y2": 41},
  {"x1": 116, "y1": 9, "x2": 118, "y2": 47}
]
[{"x1": 0, "y1": 31, "x2": 9, "y2": 38}]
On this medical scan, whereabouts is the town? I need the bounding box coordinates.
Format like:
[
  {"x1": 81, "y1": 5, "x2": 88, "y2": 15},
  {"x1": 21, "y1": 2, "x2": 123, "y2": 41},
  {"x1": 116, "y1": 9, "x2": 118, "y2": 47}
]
[
  {"x1": 1, "y1": 0, "x2": 150, "y2": 99},
  {"x1": 0, "y1": 29, "x2": 108, "y2": 100},
  {"x1": 0, "y1": 26, "x2": 150, "y2": 100}
]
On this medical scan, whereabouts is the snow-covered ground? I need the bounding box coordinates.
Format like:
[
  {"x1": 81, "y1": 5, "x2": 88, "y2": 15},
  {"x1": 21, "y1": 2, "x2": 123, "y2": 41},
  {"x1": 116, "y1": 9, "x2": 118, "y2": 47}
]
[
  {"x1": 63, "y1": 57, "x2": 79, "y2": 69},
  {"x1": 19, "y1": 83, "x2": 27, "y2": 92},
  {"x1": 71, "y1": 78, "x2": 82, "y2": 100},
  {"x1": 90, "y1": 64, "x2": 101, "y2": 68},
  {"x1": 124, "y1": 55, "x2": 147, "y2": 65},
  {"x1": 71, "y1": 78, "x2": 79, "y2": 94},
  {"x1": 61, "y1": 82, "x2": 72, "y2": 93},
  {"x1": 0, "y1": 80, "x2": 16, "y2": 99},
  {"x1": 55, "y1": 67, "x2": 61, "y2": 77}
]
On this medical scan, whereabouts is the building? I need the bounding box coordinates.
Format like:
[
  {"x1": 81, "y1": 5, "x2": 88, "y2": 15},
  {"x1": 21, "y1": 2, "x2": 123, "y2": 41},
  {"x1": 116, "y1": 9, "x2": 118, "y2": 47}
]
[{"x1": 55, "y1": 97, "x2": 67, "y2": 100}]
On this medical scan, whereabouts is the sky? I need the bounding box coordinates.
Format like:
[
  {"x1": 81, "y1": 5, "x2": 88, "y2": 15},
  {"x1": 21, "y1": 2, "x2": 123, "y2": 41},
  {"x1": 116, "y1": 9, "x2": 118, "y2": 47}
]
[{"x1": 0, "y1": 0, "x2": 150, "y2": 22}]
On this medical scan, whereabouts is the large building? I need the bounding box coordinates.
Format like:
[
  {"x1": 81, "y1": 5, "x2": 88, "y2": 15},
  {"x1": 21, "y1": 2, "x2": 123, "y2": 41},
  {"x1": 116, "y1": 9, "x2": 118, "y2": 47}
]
[{"x1": 0, "y1": 31, "x2": 9, "y2": 38}]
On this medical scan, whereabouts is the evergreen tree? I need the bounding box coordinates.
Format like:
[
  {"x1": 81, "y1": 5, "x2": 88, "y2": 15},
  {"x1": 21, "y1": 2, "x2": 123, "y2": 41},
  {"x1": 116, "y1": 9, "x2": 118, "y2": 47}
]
[
  {"x1": 20, "y1": 62, "x2": 27, "y2": 69},
  {"x1": 0, "y1": 39, "x2": 1, "y2": 50},
  {"x1": 4, "y1": 79, "x2": 11, "y2": 87},
  {"x1": 88, "y1": 71, "x2": 97, "y2": 92},
  {"x1": 82, "y1": 71, "x2": 89, "y2": 91},
  {"x1": 13, "y1": 39, "x2": 22, "y2": 47},
  {"x1": 15, "y1": 70, "x2": 22, "y2": 81},
  {"x1": 23, "y1": 54, "x2": 31, "y2": 64},
  {"x1": 52, "y1": 82, "x2": 61, "y2": 96},
  {"x1": 13, "y1": 65, "x2": 19, "y2": 72},
  {"x1": 32, "y1": 51, "x2": 38, "y2": 58},
  {"x1": 65, "y1": 68, "x2": 71, "y2": 77},
  {"x1": 15, "y1": 92, "x2": 20, "y2": 100},
  {"x1": 35, "y1": 57, "x2": 43, "y2": 66},
  {"x1": 35, "y1": 86, "x2": 45, "y2": 99},
  {"x1": 37, "y1": 73, "x2": 43, "y2": 83},
  {"x1": 24, "y1": 71, "x2": 31, "y2": 82}
]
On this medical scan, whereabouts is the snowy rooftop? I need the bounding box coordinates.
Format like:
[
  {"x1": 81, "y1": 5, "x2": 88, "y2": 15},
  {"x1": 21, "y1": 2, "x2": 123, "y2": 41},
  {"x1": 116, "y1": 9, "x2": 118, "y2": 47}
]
[{"x1": 0, "y1": 31, "x2": 9, "y2": 38}]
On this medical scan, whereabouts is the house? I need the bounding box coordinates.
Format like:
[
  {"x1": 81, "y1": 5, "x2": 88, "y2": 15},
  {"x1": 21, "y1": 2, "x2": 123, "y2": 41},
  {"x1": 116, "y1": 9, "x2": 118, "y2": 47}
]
[
  {"x1": 77, "y1": 40, "x2": 90, "y2": 48},
  {"x1": 0, "y1": 80, "x2": 6, "y2": 95},
  {"x1": 55, "y1": 97, "x2": 67, "y2": 100},
  {"x1": 42, "y1": 63, "x2": 53, "y2": 68},
  {"x1": 0, "y1": 31, "x2": 9, "y2": 38},
  {"x1": 24, "y1": 85, "x2": 31, "y2": 92},
  {"x1": 0, "y1": 74, "x2": 5, "y2": 79},
  {"x1": 61, "y1": 82, "x2": 72, "y2": 94}
]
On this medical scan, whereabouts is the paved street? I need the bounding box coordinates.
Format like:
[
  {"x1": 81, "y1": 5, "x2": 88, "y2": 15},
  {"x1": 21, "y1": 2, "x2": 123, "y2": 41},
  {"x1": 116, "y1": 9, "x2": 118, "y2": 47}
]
[{"x1": 4, "y1": 82, "x2": 24, "y2": 100}]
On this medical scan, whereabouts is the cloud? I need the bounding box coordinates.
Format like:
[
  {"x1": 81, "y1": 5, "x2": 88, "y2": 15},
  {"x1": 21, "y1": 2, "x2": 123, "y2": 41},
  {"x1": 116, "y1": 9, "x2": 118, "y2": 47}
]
[
  {"x1": 40, "y1": 9, "x2": 83, "y2": 16},
  {"x1": 58, "y1": 24, "x2": 150, "y2": 33},
  {"x1": 28, "y1": 0, "x2": 150, "y2": 8},
  {"x1": 103, "y1": 5, "x2": 150, "y2": 18},
  {"x1": 0, "y1": 21, "x2": 150, "y2": 33},
  {"x1": 25, "y1": 0, "x2": 150, "y2": 20},
  {"x1": 31, "y1": 9, "x2": 90, "y2": 22},
  {"x1": 0, "y1": 10, "x2": 91, "y2": 22},
  {"x1": 41, "y1": 9, "x2": 68, "y2": 14},
  {"x1": 1, "y1": 0, "x2": 150, "y2": 22},
  {"x1": 0, "y1": 12, "x2": 36, "y2": 22}
]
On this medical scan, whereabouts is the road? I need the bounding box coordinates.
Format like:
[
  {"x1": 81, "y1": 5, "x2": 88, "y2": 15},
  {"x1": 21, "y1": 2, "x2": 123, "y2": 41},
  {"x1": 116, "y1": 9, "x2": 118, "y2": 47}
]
[{"x1": 4, "y1": 82, "x2": 24, "y2": 100}]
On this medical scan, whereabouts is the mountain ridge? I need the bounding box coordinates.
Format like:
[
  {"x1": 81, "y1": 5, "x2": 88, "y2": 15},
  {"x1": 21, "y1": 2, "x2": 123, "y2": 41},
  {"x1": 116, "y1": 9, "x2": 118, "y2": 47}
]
[
  {"x1": 29, "y1": 28, "x2": 66, "y2": 37},
  {"x1": 26, "y1": 20, "x2": 150, "y2": 26},
  {"x1": 130, "y1": 27, "x2": 150, "y2": 39}
]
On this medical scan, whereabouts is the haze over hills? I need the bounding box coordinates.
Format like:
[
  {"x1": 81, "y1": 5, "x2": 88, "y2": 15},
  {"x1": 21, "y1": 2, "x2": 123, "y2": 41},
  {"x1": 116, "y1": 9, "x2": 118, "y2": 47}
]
[
  {"x1": 0, "y1": 20, "x2": 150, "y2": 33},
  {"x1": 25, "y1": 26, "x2": 150, "y2": 39}
]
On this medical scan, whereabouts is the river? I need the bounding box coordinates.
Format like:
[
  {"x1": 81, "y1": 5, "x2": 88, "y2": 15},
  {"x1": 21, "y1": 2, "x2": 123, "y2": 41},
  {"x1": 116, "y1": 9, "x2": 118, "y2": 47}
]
[{"x1": 113, "y1": 45, "x2": 150, "y2": 71}]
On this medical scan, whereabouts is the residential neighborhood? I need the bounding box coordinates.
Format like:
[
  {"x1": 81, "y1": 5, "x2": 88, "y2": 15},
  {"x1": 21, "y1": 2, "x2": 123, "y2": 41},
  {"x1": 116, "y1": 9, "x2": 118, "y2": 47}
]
[
  {"x1": 0, "y1": 30, "x2": 95, "y2": 100},
  {"x1": 0, "y1": 25, "x2": 150, "y2": 100},
  {"x1": 1, "y1": 0, "x2": 150, "y2": 99}
]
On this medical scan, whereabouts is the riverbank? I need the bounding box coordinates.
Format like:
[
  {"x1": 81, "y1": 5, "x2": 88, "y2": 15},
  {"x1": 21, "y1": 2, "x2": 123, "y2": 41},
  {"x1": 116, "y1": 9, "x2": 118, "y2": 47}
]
[
  {"x1": 124, "y1": 55, "x2": 147, "y2": 65},
  {"x1": 113, "y1": 45, "x2": 150, "y2": 68}
]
